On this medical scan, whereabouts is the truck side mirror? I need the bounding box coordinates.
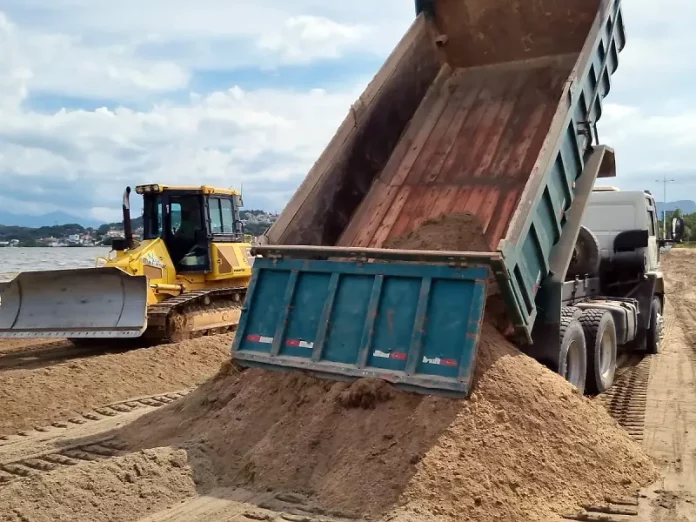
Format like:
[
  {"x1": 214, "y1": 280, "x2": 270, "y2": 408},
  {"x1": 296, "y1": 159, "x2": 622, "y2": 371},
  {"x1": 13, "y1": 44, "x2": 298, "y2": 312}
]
[
  {"x1": 671, "y1": 216, "x2": 686, "y2": 242},
  {"x1": 614, "y1": 229, "x2": 649, "y2": 252}
]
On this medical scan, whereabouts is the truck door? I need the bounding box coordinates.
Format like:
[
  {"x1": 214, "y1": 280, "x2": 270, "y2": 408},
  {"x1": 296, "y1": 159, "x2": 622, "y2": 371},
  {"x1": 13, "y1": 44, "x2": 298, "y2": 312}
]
[{"x1": 646, "y1": 196, "x2": 659, "y2": 270}]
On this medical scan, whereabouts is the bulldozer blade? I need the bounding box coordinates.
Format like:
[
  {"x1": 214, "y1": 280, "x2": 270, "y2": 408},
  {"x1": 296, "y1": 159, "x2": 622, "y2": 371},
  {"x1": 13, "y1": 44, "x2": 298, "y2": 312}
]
[{"x1": 0, "y1": 267, "x2": 148, "y2": 339}]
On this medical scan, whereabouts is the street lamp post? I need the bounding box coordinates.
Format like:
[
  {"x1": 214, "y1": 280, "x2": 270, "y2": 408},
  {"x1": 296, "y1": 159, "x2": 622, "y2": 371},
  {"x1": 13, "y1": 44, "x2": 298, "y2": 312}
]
[{"x1": 655, "y1": 176, "x2": 675, "y2": 238}]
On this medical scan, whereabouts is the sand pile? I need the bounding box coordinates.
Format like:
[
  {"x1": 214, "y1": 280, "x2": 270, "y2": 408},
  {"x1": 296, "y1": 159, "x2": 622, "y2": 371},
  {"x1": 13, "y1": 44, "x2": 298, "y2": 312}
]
[
  {"x1": 383, "y1": 213, "x2": 491, "y2": 252},
  {"x1": 119, "y1": 325, "x2": 657, "y2": 521},
  {"x1": 54, "y1": 213, "x2": 653, "y2": 521},
  {"x1": 0, "y1": 334, "x2": 233, "y2": 435},
  {"x1": 1, "y1": 448, "x2": 197, "y2": 522}
]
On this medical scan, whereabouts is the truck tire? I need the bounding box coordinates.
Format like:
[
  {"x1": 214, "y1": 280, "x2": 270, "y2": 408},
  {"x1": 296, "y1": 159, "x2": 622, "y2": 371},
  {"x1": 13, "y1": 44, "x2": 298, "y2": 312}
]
[
  {"x1": 558, "y1": 315, "x2": 587, "y2": 394},
  {"x1": 561, "y1": 306, "x2": 583, "y2": 320},
  {"x1": 646, "y1": 296, "x2": 663, "y2": 355},
  {"x1": 579, "y1": 309, "x2": 617, "y2": 394},
  {"x1": 567, "y1": 225, "x2": 601, "y2": 279}
]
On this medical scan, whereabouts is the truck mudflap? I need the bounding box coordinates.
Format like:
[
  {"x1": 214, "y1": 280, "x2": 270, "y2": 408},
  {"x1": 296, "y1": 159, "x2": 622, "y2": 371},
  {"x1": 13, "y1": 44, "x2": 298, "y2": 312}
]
[
  {"x1": 0, "y1": 267, "x2": 148, "y2": 339},
  {"x1": 232, "y1": 247, "x2": 503, "y2": 396}
]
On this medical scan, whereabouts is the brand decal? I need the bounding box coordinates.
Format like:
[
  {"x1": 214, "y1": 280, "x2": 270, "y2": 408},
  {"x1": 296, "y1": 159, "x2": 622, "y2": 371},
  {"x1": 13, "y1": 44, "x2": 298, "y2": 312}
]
[
  {"x1": 142, "y1": 251, "x2": 166, "y2": 269},
  {"x1": 422, "y1": 356, "x2": 458, "y2": 367}
]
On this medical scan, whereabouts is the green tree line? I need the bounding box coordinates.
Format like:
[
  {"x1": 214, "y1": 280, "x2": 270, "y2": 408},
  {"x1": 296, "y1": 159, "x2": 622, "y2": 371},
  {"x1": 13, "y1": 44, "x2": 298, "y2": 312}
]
[
  {"x1": 660, "y1": 209, "x2": 696, "y2": 243},
  {"x1": 1, "y1": 209, "x2": 275, "y2": 247},
  {"x1": 0, "y1": 224, "x2": 90, "y2": 246},
  {"x1": 100, "y1": 210, "x2": 275, "y2": 238}
]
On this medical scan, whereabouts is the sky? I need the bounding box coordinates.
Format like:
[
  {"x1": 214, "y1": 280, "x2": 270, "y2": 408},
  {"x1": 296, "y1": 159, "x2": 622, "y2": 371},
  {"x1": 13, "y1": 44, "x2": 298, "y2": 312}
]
[{"x1": 0, "y1": 0, "x2": 695, "y2": 223}]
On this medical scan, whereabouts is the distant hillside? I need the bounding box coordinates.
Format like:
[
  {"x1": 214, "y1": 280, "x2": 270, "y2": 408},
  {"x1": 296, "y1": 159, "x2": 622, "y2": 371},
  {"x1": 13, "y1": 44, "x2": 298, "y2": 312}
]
[
  {"x1": 657, "y1": 200, "x2": 696, "y2": 215},
  {"x1": 0, "y1": 208, "x2": 277, "y2": 233},
  {"x1": 0, "y1": 210, "x2": 101, "y2": 229},
  {"x1": 102, "y1": 210, "x2": 277, "y2": 237}
]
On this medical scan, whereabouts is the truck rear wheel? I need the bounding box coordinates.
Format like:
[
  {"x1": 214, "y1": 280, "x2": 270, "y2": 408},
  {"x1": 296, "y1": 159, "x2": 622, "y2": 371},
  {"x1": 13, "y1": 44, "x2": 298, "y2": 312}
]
[
  {"x1": 561, "y1": 306, "x2": 583, "y2": 320},
  {"x1": 558, "y1": 314, "x2": 587, "y2": 394},
  {"x1": 646, "y1": 296, "x2": 663, "y2": 355},
  {"x1": 579, "y1": 309, "x2": 617, "y2": 394},
  {"x1": 567, "y1": 225, "x2": 601, "y2": 279}
]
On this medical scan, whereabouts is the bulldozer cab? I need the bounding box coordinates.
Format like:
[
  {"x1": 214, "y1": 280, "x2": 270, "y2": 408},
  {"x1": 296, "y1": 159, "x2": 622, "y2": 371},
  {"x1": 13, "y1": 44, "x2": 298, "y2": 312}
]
[{"x1": 137, "y1": 185, "x2": 246, "y2": 273}]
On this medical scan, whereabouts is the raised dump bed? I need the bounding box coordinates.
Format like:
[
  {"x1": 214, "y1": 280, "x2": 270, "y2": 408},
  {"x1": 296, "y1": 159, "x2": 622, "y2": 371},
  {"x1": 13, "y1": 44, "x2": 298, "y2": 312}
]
[{"x1": 232, "y1": 0, "x2": 626, "y2": 396}]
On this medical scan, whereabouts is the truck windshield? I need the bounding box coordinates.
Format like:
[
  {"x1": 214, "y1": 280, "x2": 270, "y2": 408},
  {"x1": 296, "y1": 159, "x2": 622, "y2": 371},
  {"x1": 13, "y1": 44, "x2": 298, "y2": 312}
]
[{"x1": 143, "y1": 195, "x2": 163, "y2": 239}]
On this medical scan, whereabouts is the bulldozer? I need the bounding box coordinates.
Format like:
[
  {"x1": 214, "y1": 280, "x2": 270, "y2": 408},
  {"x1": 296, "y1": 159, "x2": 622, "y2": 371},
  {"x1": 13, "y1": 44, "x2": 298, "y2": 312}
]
[{"x1": 0, "y1": 184, "x2": 254, "y2": 344}]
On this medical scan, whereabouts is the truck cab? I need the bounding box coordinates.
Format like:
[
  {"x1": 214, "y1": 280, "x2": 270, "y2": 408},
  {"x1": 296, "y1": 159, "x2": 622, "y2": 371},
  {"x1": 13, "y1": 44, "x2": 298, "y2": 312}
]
[{"x1": 582, "y1": 188, "x2": 661, "y2": 274}]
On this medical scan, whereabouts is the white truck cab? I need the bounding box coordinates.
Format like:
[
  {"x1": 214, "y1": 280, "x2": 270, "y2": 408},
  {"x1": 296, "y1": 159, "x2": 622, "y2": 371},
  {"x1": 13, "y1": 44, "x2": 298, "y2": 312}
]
[{"x1": 582, "y1": 187, "x2": 661, "y2": 272}]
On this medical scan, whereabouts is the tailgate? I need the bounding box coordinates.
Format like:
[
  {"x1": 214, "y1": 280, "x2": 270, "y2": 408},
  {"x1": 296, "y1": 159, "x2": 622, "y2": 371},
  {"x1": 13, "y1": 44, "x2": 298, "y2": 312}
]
[{"x1": 231, "y1": 251, "x2": 492, "y2": 396}]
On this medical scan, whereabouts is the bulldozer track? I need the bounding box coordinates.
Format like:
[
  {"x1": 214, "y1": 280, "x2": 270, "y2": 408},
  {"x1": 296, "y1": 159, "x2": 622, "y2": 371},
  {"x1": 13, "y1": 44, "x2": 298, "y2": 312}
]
[
  {"x1": 561, "y1": 357, "x2": 650, "y2": 521},
  {"x1": 0, "y1": 389, "x2": 191, "y2": 446},
  {"x1": 595, "y1": 296, "x2": 677, "y2": 446},
  {"x1": 0, "y1": 438, "x2": 130, "y2": 485},
  {"x1": 0, "y1": 389, "x2": 192, "y2": 485},
  {"x1": 146, "y1": 286, "x2": 247, "y2": 343},
  {"x1": 597, "y1": 354, "x2": 651, "y2": 444}
]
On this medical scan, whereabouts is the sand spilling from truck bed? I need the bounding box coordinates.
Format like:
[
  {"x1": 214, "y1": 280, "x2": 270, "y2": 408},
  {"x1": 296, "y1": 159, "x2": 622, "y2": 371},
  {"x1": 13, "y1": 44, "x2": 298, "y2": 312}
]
[
  {"x1": 385, "y1": 212, "x2": 506, "y2": 324},
  {"x1": 118, "y1": 324, "x2": 656, "y2": 521},
  {"x1": 0, "y1": 334, "x2": 233, "y2": 435},
  {"x1": 382, "y1": 213, "x2": 491, "y2": 252}
]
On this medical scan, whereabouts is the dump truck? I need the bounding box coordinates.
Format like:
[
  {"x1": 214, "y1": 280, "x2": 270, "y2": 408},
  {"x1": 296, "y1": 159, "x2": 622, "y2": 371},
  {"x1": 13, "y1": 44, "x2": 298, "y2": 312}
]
[
  {"x1": 0, "y1": 184, "x2": 254, "y2": 343},
  {"x1": 229, "y1": 0, "x2": 686, "y2": 397}
]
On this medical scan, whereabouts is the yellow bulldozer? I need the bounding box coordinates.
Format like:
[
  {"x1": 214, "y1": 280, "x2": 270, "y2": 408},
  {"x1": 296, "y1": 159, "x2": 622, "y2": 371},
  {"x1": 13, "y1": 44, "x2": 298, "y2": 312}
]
[{"x1": 0, "y1": 184, "x2": 254, "y2": 344}]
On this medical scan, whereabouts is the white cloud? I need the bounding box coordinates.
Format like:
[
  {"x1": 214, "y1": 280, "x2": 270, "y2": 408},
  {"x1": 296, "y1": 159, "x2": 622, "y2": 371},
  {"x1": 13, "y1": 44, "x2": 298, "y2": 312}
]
[
  {"x1": 4, "y1": 0, "x2": 411, "y2": 43},
  {"x1": 1, "y1": 0, "x2": 696, "y2": 225},
  {"x1": 0, "y1": 82, "x2": 367, "y2": 220},
  {"x1": 2, "y1": 1, "x2": 411, "y2": 75},
  {"x1": 0, "y1": 2, "x2": 388, "y2": 221},
  {"x1": 0, "y1": 12, "x2": 189, "y2": 102},
  {"x1": 257, "y1": 15, "x2": 369, "y2": 64},
  {"x1": 597, "y1": 103, "x2": 696, "y2": 199}
]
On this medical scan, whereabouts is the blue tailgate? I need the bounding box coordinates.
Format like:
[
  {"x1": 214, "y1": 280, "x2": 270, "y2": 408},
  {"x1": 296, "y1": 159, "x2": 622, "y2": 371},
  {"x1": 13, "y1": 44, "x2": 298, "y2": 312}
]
[{"x1": 232, "y1": 258, "x2": 489, "y2": 396}]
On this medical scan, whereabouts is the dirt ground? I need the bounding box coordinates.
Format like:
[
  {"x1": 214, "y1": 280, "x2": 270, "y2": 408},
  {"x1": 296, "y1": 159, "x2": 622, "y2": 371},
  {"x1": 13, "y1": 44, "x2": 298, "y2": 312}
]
[
  {"x1": 635, "y1": 249, "x2": 696, "y2": 521},
  {"x1": 0, "y1": 338, "x2": 66, "y2": 354},
  {"x1": 113, "y1": 333, "x2": 655, "y2": 522},
  {"x1": 0, "y1": 325, "x2": 657, "y2": 522},
  {"x1": 2, "y1": 448, "x2": 197, "y2": 522},
  {"x1": 4, "y1": 250, "x2": 696, "y2": 521},
  {"x1": 0, "y1": 335, "x2": 232, "y2": 435}
]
